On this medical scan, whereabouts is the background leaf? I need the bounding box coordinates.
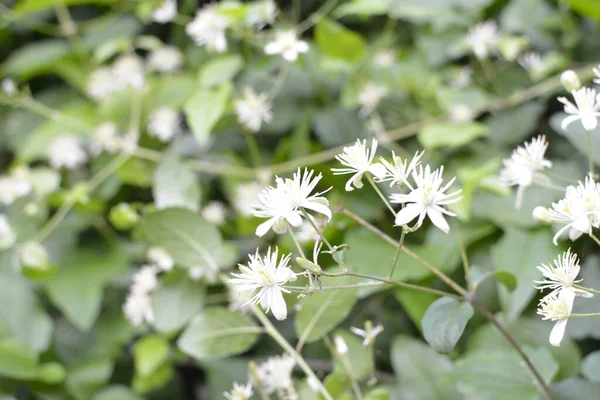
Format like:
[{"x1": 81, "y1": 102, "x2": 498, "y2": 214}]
[{"x1": 422, "y1": 297, "x2": 474, "y2": 353}]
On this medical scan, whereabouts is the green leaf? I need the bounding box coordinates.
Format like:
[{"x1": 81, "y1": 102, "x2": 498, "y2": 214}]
[
  {"x1": 184, "y1": 83, "x2": 232, "y2": 145},
  {"x1": 153, "y1": 152, "x2": 201, "y2": 212},
  {"x1": 137, "y1": 207, "x2": 223, "y2": 273},
  {"x1": 582, "y1": 351, "x2": 600, "y2": 382},
  {"x1": 485, "y1": 103, "x2": 545, "y2": 145},
  {"x1": 471, "y1": 266, "x2": 517, "y2": 291},
  {"x1": 418, "y1": 122, "x2": 488, "y2": 150},
  {"x1": 332, "y1": 330, "x2": 372, "y2": 380},
  {"x1": 151, "y1": 270, "x2": 205, "y2": 333},
  {"x1": 116, "y1": 158, "x2": 154, "y2": 188},
  {"x1": 66, "y1": 359, "x2": 113, "y2": 400},
  {"x1": 551, "y1": 378, "x2": 600, "y2": 400},
  {"x1": 13, "y1": 0, "x2": 119, "y2": 16},
  {"x1": 295, "y1": 276, "x2": 358, "y2": 343},
  {"x1": 1, "y1": 40, "x2": 71, "y2": 80},
  {"x1": 334, "y1": 0, "x2": 391, "y2": 18},
  {"x1": 132, "y1": 363, "x2": 173, "y2": 393},
  {"x1": 177, "y1": 307, "x2": 260, "y2": 359},
  {"x1": 0, "y1": 339, "x2": 39, "y2": 380},
  {"x1": 490, "y1": 228, "x2": 558, "y2": 320},
  {"x1": 564, "y1": 0, "x2": 600, "y2": 20},
  {"x1": 198, "y1": 55, "x2": 244, "y2": 88},
  {"x1": 447, "y1": 347, "x2": 558, "y2": 400},
  {"x1": 394, "y1": 289, "x2": 437, "y2": 331},
  {"x1": 315, "y1": 18, "x2": 366, "y2": 62},
  {"x1": 364, "y1": 388, "x2": 391, "y2": 400},
  {"x1": 93, "y1": 385, "x2": 144, "y2": 400},
  {"x1": 421, "y1": 297, "x2": 474, "y2": 354},
  {"x1": 38, "y1": 362, "x2": 67, "y2": 384},
  {"x1": 133, "y1": 335, "x2": 170, "y2": 377},
  {"x1": 391, "y1": 336, "x2": 460, "y2": 400},
  {"x1": 44, "y1": 246, "x2": 130, "y2": 331},
  {"x1": 313, "y1": 106, "x2": 365, "y2": 147}
]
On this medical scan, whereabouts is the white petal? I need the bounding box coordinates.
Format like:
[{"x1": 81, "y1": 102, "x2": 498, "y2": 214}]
[
  {"x1": 264, "y1": 42, "x2": 281, "y2": 55},
  {"x1": 256, "y1": 218, "x2": 275, "y2": 237},
  {"x1": 549, "y1": 318, "x2": 568, "y2": 347},
  {"x1": 582, "y1": 115, "x2": 598, "y2": 131},
  {"x1": 427, "y1": 208, "x2": 450, "y2": 233},
  {"x1": 561, "y1": 115, "x2": 580, "y2": 130},
  {"x1": 369, "y1": 163, "x2": 387, "y2": 179},
  {"x1": 394, "y1": 204, "x2": 422, "y2": 226},
  {"x1": 270, "y1": 287, "x2": 288, "y2": 320}
]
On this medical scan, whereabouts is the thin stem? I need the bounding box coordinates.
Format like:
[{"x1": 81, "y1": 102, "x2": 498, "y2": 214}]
[
  {"x1": 53, "y1": 0, "x2": 89, "y2": 65},
  {"x1": 570, "y1": 313, "x2": 600, "y2": 317},
  {"x1": 243, "y1": 130, "x2": 263, "y2": 168},
  {"x1": 471, "y1": 300, "x2": 555, "y2": 400},
  {"x1": 590, "y1": 232, "x2": 600, "y2": 247},
  {"x1": 573, "y1": 283, "x2": 600, "y2": 296},
  {"x1": 386, "y1": 228, "x2": 405, "y2": 280},
  {"x1": 267, "y1": 62, "x2": 289, "y2": 101},
  {"x1": 6, "y1": 95, "x2": 92, "y2": 131},
  {"x1": 542, "y1": 170, "x2": 578, "y2": 184},
  {"x1": 366, "y1": 174, "x2": 395, "y2": 216},
  {"x1": 300, "y1": 208, "x2": 334, "y2": 252},
  {"x1": 586, "y1": 130, "x2": 595, "y2": 176},
  {"x1": 296, "y1": 0, "x2": 340, "y2": 33},
  {"x1": 288, "y1": 228, "x2": 306, "y2": 259},
  {"x1": 250, "y1": 306, "x2": 333, "y2": 400},
  {"x1": 453, "y1": 220, "x2": 473, "y2": 291}
]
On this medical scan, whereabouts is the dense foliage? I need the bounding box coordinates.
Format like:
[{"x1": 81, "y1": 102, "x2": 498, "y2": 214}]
[{"x1": 3, "y1": 0, "x2": 600, "y2": 399}]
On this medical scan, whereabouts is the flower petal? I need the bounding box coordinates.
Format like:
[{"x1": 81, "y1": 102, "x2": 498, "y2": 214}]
[
  {"x1": 549, "y1": 318, "x2": 568, "y2": 347},
  {"x1": 270, "y1": 287, "x2": 288, "y2": 320},
  {"x1": 394, "y1": 203, "x2": 422, "y2": 226},
  {"x1": 427, "y1": 208, "x2": 450, "y2": 233}
]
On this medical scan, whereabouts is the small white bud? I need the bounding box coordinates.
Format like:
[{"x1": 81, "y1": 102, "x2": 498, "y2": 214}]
[
  {"x1": 2, "y1": 78, "x2": 16, "y2": 96},
  {"x1": 560, "y1": 70, "x2": 581, "y2": 92},
  {"x1": 532, "y1": 206, "x2": 552, "y2": 224},
  {"x1": 334, "y1": 336, "x2": 348, "y2": 354},
  {"x1": 23, "y1": 202, "x2": 39, "y2": 216}
]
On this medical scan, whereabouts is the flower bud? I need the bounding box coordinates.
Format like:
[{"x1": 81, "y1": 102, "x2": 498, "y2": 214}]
[
  {"x1": 532, "y1": 206, "x2": 552, "y2": 224},
  {"x1": 560, "y1": 70, "x2": 581, "y2": 92},
  {"x1": 334, "y1": 336, "x2": 348, "y2": 354},
  {"x1": 19, "y1": 242, "x2": 56, "y2": 280},
  {"x1": 109, "y1": 203, "x2": 139, "y2": 230},
  {"x1": 296, "y1": 256, "x2": 322, "y2": 275}
]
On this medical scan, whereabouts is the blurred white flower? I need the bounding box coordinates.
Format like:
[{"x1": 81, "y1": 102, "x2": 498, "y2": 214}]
[
  {"x1": 186, "y1": 4, "x2": 229, "y2": 53},
  {"x1": 147, "y1": 107, "x2": 181, "y2": 142},
  {"x1": 255, "y1": 354, "x2": 296, "y2": 393},
  {"x1": 113, "y1": 55, "x2": 145, "y2": 90},
  {"x1": 306, "y1": 376, "x2": 320, "y2": 393},
  {"x1": 246, "y1": 0, "x2": 277, "y2": 29},
  {"x1": 131, "y1": 265, "x2": 159, "y2": 293},
  {"x1": 229, "y1": 247, "x2": 296, "y2": 320},
  {"x1": 0, "y1": 214, "x2": 16, "y2": 250},
  {"x1": 537, "y1": 287, "x2": 575, "y2": 347},
  {"x1": 252, "y1": 168, "x2": 331, "y2": 237},
  {"x1": 465, "y1": 20, "x2": 499, "y2": 60},
  {"x1": 561, "y1": 70, "x2": 581, "y2": 92},
  {"x1": 228, "y1": 287, "x2": 252, "y2": 313},
  {"x1": 499, "y1": 135, "x2": 552, "y2": 209},
  {"x1": 234, "y1": 182, "x2": 262, "y2": 216},
  {"x1": 518, "y1": 52, "x2": 543, "y2": 75},
  {"x1": 533, "y1": 206, "x2": 552, "y2": 224},
  {"x1": 358, "y1": 82, "x2": 386, "y2": 118},
  {"x1": 334, "y1": 336, "x2": 348, "y2": 354},
  {"x1": 377, "y1": 150, "x2": 423, "y2": 188},
  {"x1": 351, "y1": 321, "x2": 384, "y2": 346},
  {"x1": 2, "y1": 78, "x2": 16, "y2": 96},
  {"x1": 147, "y1": 247, "x2": 174, "y2": 271},
  {"x1": 48, "y1": 135, "x2": 88, "y2": 170},
  {"x1": 449, "y1": 104, "x2": 475, "y2": 123},
  {"x1": 202, "y1": 201, "x2": 226, "y2": 226},
  {"x1": 390, "y1": 165, "x2": 462, "y2": 233},
  {"x1": 374, "y1": 50, "x2": 395, "y2": 68},
  {"x1": 152, "y1": 0, "x2": 177, "y2": 23},
  {"x1": 593, "y1": 65, "x2": 600, "y2": 85},
  {"x1": 549, "y1": 175, "x2": 600, "y2": 245},
  {"x1": 534, "y1": 249, "x2": 591, "y2": 298},
  {"x1": 87, "y1": 67, "x2": 120, "y2": 100},
  {"x1": 295, "y1": 215, "x2": 326, "y2": 243},
  {"x1": 331, "y1": 138, "x2": 387, "y2": 191},
  {"x1": 223, "y1": 382, "x2": 253, "y2": 400},
  {"x1": 264, "y1": 30, "x2": 309, "y2": 62},
  {"x1": 123, "y1": 290, "x2": 154, "y2": 326},
  {"x1": 0, "y1": 174, "x2": 32, "y2": 205},
  {"x1": 234, "y1": 86, "x2": 272, "y2": 133},
  {"x1": 451, "y1": 66, "x2": 472, "y2": 89},
  {"x1": 90, "y1": 123, "x2": 121, "y2": 155},
  {"x1": 147, "y1": 46, "x2": 183, "y2": 72},
  {"x1": 558, "y1": 87, "x2": 600, "y2": 131}
]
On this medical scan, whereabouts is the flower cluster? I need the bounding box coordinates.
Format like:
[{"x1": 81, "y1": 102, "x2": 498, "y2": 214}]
[{"x1": 88, "y1": 55, "x2": 145, "y2": 100}]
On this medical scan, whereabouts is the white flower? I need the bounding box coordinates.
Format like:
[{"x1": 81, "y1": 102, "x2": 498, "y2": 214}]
[
  {"x1": 534, "y1": 249, "x2": 592, "y2": 298},
  {"x1": 234, "y1": 86, "x2": 272, "y2": 133},
  {"x1": 499, "y1": 135, "x2": 552, "y2": 209},
  {"x1": 537, "y1": 288, "x2": 575, "y2": 347},
  {"x1": 186, "y1": 4, "x2": 229, "y2": 52},
  {"x1": 374, "y1": 50, "x2": 395, "y2": 68},
  {"x1": 152, "y1": 0, "x2": 177, "y2": 23},
  {"x1": 131, "y1": 265, "x2": 159, "y2": 294},
  {"x1": 264, "y1": 30, "x2": 309, "y2": 62},
  {"x1": 255, "y1": 354, "x2": 296, "y2": 393},
  {"x1": 202, "y1": 201, "x2": 226, "y2": 226},
  {"x1": 451, "y1": 66, "x2": 472, "y2": 89},
  {"x1": 449, "y1": 104, "x2": 475, "y2": 123},
  {"x1": 87, "y1": 67, "x2": 120, "y2": 100},
  {"x1": 229, "y1": 247, "x2": 296, "y2": 320},
  {"x1": 390, "y1": 165, "x2": 462, "y2": 233},
  {"x1": 558, "y1": 87, "x2": 600, "y2": 131},
  {"x1": 334, "y1": 336, "x2": 348, "y2": 354},
  {"x1": 358, "y1": 82, "x2": 386, "y2": 118},
  {"x1": 48, "y1": 135, "x2": 88, "y2": 170},
  {"x1": 123, "y1": 291, "x2": 154, "y2": 326},
  {"x1": 2, "y1": 78, "x2": 16, "y2": 96},
  {"x1": 246, "y1": 0, "x2": 277, "y2": 29},
  {"x1": 90, "y1": 123, "x2": 121, "y2": 155},
  {"x1": 188, "y1": 267, "x2": 205, "y2": 281},
  {"x1": 532, "y1": 206, "x2": 552, "y2": 224},
  {"x1": 113, "y1": 55, "x2": 145, "y2": 90},
  {"x1": 223, "y1": 382, "x2": 253, "y2": 400},
  {"x1": 0, "y1": 174, "x2": 31, "y2": 205},
  {"x1": 147, "y1": 107, "x2": 181, "y2": 142},
  {"x1": 0, "y1": 215, "x2": 16, "y2": 250},
  {"x1": 147, "y1": 247, "x2": 174, "y2": 271},
  {"x1": 234, "y1": 182, "x2": 262, "y2": 216},
  {"x1": 519, "y1": 52, "x2": 544, "y2": 75},
  {"x1": 377, "y1": 150, "x2": 423, "y2": 188},
  {"x1": 562, "y1": 70, "x2": 581, "y2": 92},
  {"x1": 147, "y1": 46, "x2": 183, "y2": 73},
  {"x1": 350, "y1": 321, "x2": 384, "y2": 346},
  {"x1": 295, "y1": 215, "x2": 326, "y2": 243},
  {"x1": 465, "y1": 20, "x2": 499, "y2": 59},
  {"x1": 228, "y1": 287, "x2": 252, "y2": 314},
  {"x1": 331, "y1": 138, "x2": 387, "y2": 191},
  {"x1": 549, "y1": 175, "x2": 600, "y2": 245},
  {"x1": 593, "y1": 65, "x2": 600, "y2": 85},
  {"x1": 252, "y1": 168, "x2": 331, "y2": 237}
]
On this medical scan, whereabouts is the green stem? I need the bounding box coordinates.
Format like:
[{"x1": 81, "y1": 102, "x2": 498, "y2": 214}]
[
  {"x1": 571, "y1": 313, "x2": 600, "y2": 317},
  {"x1": 243, "y1": 130, "x2": 263, "y2": 168},
  {"x1": 251, "y1": 306, "x2": 333, "y2": 400},
  {"x1": 573, "y1": 283, "x2": 600, "y2": 296},
  {"x1": 386, "y1": 228, "x2": 405, "y2": 279},
  {"x1": 453, "y1": 220, "x2": 473, "y2": 291},
  {"x1": 296, "y1": 0, "x2": 340, "y2": 33},
  {"x1": 590, "y1": 232, "x2": 600, "y2": 247},
  {"x1": 366, "y1": 174, "x2": 395, "y2": 216},
  {"x1": 288, "y1": 228, "x2": 306, "y2": 259},
  {"x1": 300, "y1": 208, "x2": 334, "y2": 252},
  {"x1": 587, "y1": 130, "x2": 595, "y2": 176},
  {"x1": 542, "y1": 170, "x2": 578, "y2": 184},
  {"x1": 324, "y1": 336, "x2": 363, "y2": 400}
]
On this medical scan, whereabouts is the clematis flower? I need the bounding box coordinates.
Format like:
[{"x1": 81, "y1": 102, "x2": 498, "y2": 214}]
[
  {"x1": 254, "y1": 354, "x2": 296, "y2": 393},
  {"x1": 152, "y1": 0, "x2": 177, "y2": 23},
  {"x1": 234, "y1": 86, "x2": 272, "y2": 132},
  {"x1": 147, "y1": 107, "x2": 181, "y2": 142},
  {"x1": 48, "y1": 135, "x2": 88, "y2": 170},
  {"x1": 537, "y1": 288, "x2": 575, "y2": 347},
  {"x1": 465, "y1": 20, "x2": 499, "y2": 60},
  {"x1": 534, "y1": 249, "x2": 592, "y2": 298},
  {"x1": 377, "y1": 150, "x2": 423, "y2": 188},
  {"x1": 223, "y1": 382, "x2": 253, "y2": 400},
  {"x1": 264, "y1": 30, "x2": 309, "y2": 62},
  {"x1": 186, "y1": 4, "x2": 229, "y2": 52},
  {"x1": 331, "y1": 138, "x2": 386, "y2": 191},
  {"x1": 558, "y1": 87, "x2": 600, "y2": 131},
  {"x1": 350, "y1": 320, "x2": 384, "y2": 346}
]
